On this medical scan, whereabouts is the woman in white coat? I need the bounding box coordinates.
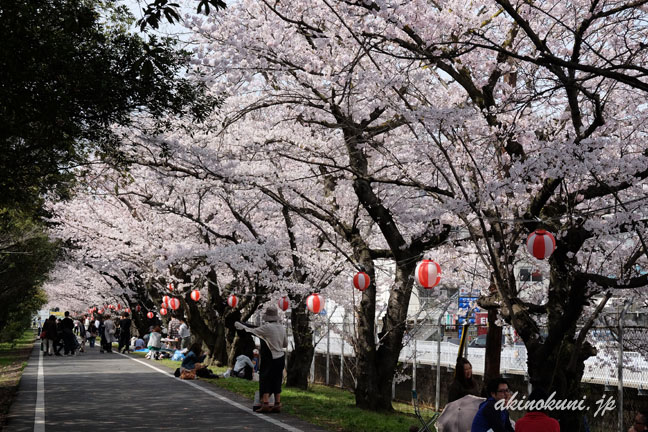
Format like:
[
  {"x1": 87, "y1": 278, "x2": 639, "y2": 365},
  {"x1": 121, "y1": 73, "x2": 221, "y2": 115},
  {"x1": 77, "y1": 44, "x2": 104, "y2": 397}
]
[{"x1": 103, "y1": 315, "x2": 117, "y2": 353}]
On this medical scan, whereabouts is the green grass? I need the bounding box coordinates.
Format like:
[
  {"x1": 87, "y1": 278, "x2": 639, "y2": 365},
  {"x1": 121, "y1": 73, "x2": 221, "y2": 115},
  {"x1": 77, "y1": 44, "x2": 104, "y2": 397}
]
[
  {"x1": 0, "y1": 329, "x2": 35, "y2": 368},
  {"x1": 131, "y1": 352, "x2": 438, "y2": 432}
]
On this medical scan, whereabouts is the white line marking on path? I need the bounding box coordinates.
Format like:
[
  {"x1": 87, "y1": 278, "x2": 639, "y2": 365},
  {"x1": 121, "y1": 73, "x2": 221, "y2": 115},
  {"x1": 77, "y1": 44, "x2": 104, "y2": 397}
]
[
  {"x1": 34, "y1": 349, "x2": 45, "y2": 432},
  {"x1": 121, "y1": 354, "x2": 303, "y2": 432}
]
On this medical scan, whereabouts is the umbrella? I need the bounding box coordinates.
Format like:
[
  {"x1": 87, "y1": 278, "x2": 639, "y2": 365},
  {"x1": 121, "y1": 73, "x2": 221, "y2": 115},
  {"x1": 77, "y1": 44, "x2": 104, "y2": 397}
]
[{"x1": 436, "y1": 395, "x2": 486, "y2": 432}]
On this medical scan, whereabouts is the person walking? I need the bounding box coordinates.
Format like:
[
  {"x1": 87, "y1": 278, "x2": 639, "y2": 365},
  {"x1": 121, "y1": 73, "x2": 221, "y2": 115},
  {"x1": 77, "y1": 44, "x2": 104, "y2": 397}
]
[
  {"x1": 235, "y1": 305, "x2": 287, "y2": 413},
  {"x1": 117, "y1": 312, "x2": 132, "y2": 354},
  {"x1": 61, "y1": 311, "x2": 76, "y2": 355},
  {"x1": 42, "y1": 315, "x2": 58, "y2": 356},
  {"x1": 76, "y1": 317, "x2": 87, "y2": 353},
  {"x1": 88, "y1": 322, "x2": 97, "y2": 348},
  {"x1": 102, "y1": 315, "x2": 117, "y2": 353}
]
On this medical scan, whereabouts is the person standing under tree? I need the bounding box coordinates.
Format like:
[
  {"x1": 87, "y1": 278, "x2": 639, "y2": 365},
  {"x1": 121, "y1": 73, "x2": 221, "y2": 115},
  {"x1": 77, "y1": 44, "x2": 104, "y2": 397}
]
[
  {"x1": 235, "y1": 305, "x2": 287, "y2": 413},
  {"x1": 448, "y1": 358, "x2": 481, "y2": 403},
  {"x1": 118, "y1": 311, "x2": 132, "y2": 354},
  {"x1": 178, "y1": 317, "x2": 191, "y2": 350},
  {"x1": 102, "y1": 315, "x2": 117, "y2": 353}
]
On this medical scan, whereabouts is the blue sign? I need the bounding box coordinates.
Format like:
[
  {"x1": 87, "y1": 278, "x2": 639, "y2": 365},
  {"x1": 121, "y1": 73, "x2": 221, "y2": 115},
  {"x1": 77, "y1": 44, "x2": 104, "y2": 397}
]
[{"x1": 458, "y1": 296, "x2": 480, "y2": 312}]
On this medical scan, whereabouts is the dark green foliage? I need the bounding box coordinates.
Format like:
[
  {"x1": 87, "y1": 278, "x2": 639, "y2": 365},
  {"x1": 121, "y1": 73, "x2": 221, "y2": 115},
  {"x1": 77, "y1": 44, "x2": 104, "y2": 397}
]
[
  {"x1": 0, "y1": 209, "x2": 53, "y2": 337},
  {"x1": 0, "y1": 0, "x2": 217, "y2": 211},
  {"x1": 0, "y1": 0, "x2": 218, "y2": 336}
]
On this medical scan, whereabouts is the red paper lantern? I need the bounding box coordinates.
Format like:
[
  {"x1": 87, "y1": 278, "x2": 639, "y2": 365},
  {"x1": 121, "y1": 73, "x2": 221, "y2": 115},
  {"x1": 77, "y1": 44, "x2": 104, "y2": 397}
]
[
  {"x1": 227, "y1": 295, "x2": 238, "y2": 308},
  {"x1": 136, "y1": 305, "x2": 142, "y2": 312},
  {"x1": 125, "y1": 308, "x2": 131, "y2": 314},
  {"x1": 117, "y1": 304, "x2": 122, "y2": 310},
  {"x1": 278, "y1": 296, "x2": 290, "y2": 311},
  {"x1": 168, "y1": 298, "x2": 180, "y2": 310},
  {"x1": 353, "y1": 272, "x2": 370, "y2": 291},
  {"x1": 162, "y1": 295, "x2": 170, "y2": 307},
  {"x1": 147, "y1": 311, "x2": 154, "y2": 319},
  {"x1": 98, "y1": 309, "x2": 105, "y2": 314},
  {"x1": 190, "y1": 290, "x2": 201, "y2": 301},
  {"x1": 160, "y1": 307, "x2": 168, "y2": 316},
  {"x1": 526, "y1": 229, "x2": 556, "y2": 260},
  {"x1": 109, "y1": 304, "x2": 114, "y2": 310},
  {"x1": 416, "y1": 260, "x2": 441, "y2": 289},
  {"x1": 168, "y1": 282, "x2": 174, "y2": 291},
  {"x1": 306, "y1": 293, "x2": 324, "y2": 314}
]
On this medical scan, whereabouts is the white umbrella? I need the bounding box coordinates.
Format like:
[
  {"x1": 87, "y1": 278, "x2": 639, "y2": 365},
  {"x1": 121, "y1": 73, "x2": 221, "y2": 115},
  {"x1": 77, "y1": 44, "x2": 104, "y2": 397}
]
[{"x1": 436, "y1": 395, "x2": 486, "y2": 432}]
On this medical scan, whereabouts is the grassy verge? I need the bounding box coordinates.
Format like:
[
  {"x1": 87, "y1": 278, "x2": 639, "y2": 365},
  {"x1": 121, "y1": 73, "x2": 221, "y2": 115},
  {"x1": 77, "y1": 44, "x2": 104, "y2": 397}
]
[
  {"x1": 0, "y1": 329, "x2": 36, "y2": 429},
  {"x1": 131, "y1": 352, "x2": 437, "y2": 432}
]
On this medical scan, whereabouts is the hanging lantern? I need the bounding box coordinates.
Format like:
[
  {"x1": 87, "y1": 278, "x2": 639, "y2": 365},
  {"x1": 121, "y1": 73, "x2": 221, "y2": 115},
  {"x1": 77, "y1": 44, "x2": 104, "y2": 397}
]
[
  {"x1": 168, "y1": 298, "x2": 180, "y2": 310},
  {"x1": 162, "y1": 295, "x2": 170, "y2": 307},
  {"x1": 136, "y1": 305, "x2": 142, "y2": 312},
  {"x1": 108, "y1": 304, "x2": 114, "y2": 310},
  {"x1": 147, "y1": 311, "x2": 154, "y2": 319},
  {"x1": 416, "y1": 260, "x2": 442, "y2": 289},
  {"x1": 526, "y1": 229, "x2": 556, "y2": 260},
  {"x1": 353, "y1": 272, "x2": 371, "y2": 291},
  {"x1": 117, "y1": 304, "x2": 122, "y2": 310},
  {"x1": 160, "y1": 307, "x2": 168, "y2": 316},
  {"x1": 168, "y1": 282, "x2": 174, "y2": 291},
  {"x1": 126, "y1": 308, "x2": 131, "y2": 314},
  {"x1": 227, "y1": 295, "x2": 238, "y2": 308},
  {"x1": 306, "y1": 293, "x2": 324, "y2": 314},
  {"x1": 98, "y1": 309, "x2": 105, "y2": 315},
  {"x1": 190, "y1": 290, "x2": 201, "y2": 301},
  {"x1": 278, "y1": 296, "x2": 290, "y2": 311}
]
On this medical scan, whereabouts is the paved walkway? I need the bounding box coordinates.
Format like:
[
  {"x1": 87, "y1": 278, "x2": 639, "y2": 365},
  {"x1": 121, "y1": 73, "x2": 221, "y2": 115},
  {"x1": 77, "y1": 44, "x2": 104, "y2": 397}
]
[{"x1": 7, "y1": 343, "x2": 327, "y2": 431}]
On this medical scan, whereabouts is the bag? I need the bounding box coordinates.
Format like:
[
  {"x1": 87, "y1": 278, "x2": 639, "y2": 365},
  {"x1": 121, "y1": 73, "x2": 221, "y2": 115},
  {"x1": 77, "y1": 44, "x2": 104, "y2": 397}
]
[
  {"x1": 180, "y1": 369, "x2": 196, "y2": 380},
  {"x1": 174, "y1": 368, "x2": 181, "y2": 378},
  {"x1": 196, "y1": 367, "x2": 216, "y2": 378},
  {"x1": 171, "y1": 350, "x2": 185, "y2": 361},
  {"x1": 40, "y1": 331, "x2": 46, "y2": 339}
]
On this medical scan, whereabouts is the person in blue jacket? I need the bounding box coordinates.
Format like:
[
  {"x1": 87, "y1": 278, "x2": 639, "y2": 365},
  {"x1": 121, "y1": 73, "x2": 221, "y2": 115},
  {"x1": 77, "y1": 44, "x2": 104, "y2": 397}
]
[
  {"x1": 471, "y1": 377, "x2": 515, "y2": 432},
  {"x1": 181, "y1": 343, "x2": 207, "y2": 372}
]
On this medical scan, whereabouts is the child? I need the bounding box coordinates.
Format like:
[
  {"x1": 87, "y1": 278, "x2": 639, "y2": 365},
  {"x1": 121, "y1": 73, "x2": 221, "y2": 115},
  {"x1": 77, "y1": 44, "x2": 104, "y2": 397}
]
[{"x1": 146, "y1": 326, "x2": 162, "y2": 359}]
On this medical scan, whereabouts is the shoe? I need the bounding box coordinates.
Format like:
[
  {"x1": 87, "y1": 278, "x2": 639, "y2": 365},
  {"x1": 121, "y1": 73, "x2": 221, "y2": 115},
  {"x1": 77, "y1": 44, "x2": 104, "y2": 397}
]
[
  {"x1": 271, "y1": 403, "x2": 282, "y2": 413},
  {"x1": 258, "y1": 403, "x2": 272, "y2": 413}
]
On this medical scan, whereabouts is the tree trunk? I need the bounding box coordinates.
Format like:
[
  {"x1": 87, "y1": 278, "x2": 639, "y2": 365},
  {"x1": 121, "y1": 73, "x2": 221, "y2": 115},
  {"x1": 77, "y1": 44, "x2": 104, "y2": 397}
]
[
  {"x1": 483, "y1": 308, "x2": 502, "y2": 395},
  {"x1": 355, "y1": 262, "x2": 415, "y2": 411},
  {"x1": 286, "y1": 295, "x2": 314, "y2": 389}
]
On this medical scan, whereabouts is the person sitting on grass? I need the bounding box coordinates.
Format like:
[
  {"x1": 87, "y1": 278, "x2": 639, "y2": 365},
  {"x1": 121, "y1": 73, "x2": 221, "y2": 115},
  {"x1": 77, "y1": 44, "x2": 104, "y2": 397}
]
[
  {"x1": 180, "y1": 343, "x2": 208, "y2": 379},
  {"x1": 233, "y1": 353, "x2": 255, "y2": 380}
]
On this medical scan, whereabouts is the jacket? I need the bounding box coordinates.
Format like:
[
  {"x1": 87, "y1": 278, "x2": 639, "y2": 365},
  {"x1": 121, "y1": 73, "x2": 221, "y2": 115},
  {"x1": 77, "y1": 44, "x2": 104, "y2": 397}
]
[
  {"x1": 515, "y1": 412, "x2": 560, "y2": 432},
  {"x1": 471, "y1": 397, "x2": 514, "y2": 432},
  {"x1": 181, "y1": 351, "x2": 206, "y2": 370}
]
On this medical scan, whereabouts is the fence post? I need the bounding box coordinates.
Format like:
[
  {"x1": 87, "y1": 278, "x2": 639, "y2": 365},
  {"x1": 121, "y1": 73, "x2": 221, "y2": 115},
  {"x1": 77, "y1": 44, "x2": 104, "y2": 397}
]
[
  {"x1": 619, "y1": 298, "x2": 633, "y2": 432},
  {"x1": 340, "y1": 311, "x2": 345, "y2": 388},
  {"x1": 436, "y1": 323, "x2": 442, "y2": 410},
  {"x1": 326, "y1": 308, "x2": 330, "y2": 385},
  {"x1": 413, "y1": 338, "x2": 417, "y2": 392}
]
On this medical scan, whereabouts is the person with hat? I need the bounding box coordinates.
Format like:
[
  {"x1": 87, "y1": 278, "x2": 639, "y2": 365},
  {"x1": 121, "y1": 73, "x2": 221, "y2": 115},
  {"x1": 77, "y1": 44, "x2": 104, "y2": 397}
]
[{"x1": 235, "y1": 305, "x2": 287, "y2": 413}]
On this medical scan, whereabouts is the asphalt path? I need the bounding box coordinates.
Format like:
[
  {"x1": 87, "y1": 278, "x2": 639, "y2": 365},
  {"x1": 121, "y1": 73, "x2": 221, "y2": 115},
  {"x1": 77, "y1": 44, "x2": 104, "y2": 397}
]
[{"x1": 7, "y1": 342, "x2": 327, "y2": 432}]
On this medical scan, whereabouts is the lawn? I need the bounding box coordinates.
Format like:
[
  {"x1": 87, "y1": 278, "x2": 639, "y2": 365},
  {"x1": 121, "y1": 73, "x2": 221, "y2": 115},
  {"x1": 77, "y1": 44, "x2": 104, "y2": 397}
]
[
  {"x1": 131, "y1": 352, "x2": 438, "y2": 432},
  {"x1": 0, "y1": 329, "x2": 36, "y2": 428}
]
